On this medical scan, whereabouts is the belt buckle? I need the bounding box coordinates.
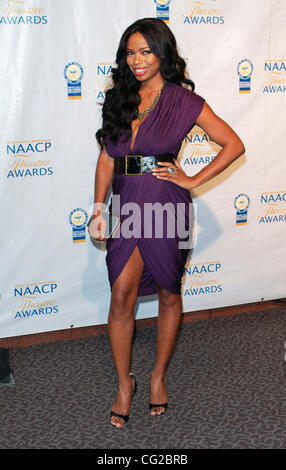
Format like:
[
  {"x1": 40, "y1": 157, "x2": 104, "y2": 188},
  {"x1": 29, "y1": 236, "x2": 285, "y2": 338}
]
[{"x1": 125, "y1": 155, "x2": 142, "y2": 175}]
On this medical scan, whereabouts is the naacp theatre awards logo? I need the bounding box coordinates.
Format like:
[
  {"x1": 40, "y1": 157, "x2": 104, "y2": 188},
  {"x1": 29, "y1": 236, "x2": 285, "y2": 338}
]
[
  {"x1": 64, "y1": 62, "x2": 84, "y2": 99},
  {"x1": 237, "y1": 59, "x2": 253, "y2": 94},
  {"x1": 154, "y1": 0, "x2": 171, "y2": 22},
  {"x1": 69, "y1": 208, "x2": 88, "y2": 243},
  {"x1": 234, "y1": 194, "x2": 250, "y2": 225}
]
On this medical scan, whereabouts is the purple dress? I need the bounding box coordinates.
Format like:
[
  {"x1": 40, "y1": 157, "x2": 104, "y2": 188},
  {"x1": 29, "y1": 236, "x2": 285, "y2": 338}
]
[{"x1": 105, "y1": 81, "x2": 205, "y2": 296}]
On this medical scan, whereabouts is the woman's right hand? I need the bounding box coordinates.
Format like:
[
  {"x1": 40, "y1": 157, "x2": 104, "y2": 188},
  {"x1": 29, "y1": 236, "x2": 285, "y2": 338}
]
[
  {"x1": 88, "y1": 212, "x2": 107, "y2": 243},
  {"x1": 91, "y1": 146, "x2": 115, "y2": 243}
]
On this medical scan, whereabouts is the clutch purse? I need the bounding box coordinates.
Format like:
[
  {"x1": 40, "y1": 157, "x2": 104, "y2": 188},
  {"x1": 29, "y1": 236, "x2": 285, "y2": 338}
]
[{"x1": 87, "y1": 211, "x2": 120, "y2": 240}]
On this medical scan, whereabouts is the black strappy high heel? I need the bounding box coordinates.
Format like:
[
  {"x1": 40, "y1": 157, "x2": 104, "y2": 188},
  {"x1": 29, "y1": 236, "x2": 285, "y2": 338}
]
[
  {"x1": 110, "y1": 372, "x2": 137, "y2": 427},
  {"x1": 149, "y1": 376, "x2": 168, "y2": 416},
  {"x1": 149, "y1": 402, "x2": 168, "y2": 416}
]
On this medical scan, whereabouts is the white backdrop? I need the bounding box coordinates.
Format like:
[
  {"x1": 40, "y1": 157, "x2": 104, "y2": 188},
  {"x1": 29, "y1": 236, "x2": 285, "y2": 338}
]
[{"x1": 1, "y1": 0, "x2": 286, "y2": 339}]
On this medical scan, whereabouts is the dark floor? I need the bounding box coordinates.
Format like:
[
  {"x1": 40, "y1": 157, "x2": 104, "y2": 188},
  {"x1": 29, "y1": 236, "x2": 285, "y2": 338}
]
[{"x1": 0, "y1": 308, "x2": 285, "y2": 449}]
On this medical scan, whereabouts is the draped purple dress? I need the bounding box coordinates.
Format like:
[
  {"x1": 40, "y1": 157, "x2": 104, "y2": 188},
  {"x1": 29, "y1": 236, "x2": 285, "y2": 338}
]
[{"x1": 104, "y1": 81, "x2": 205, "y2": 297}]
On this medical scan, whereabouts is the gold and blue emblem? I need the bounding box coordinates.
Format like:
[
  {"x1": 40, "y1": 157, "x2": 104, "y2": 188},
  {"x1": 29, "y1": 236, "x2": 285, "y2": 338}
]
[
  {"x1": 154, "y1": 0, "x2": 171, "y2": 22},
  {"x1": 234, "y1": 194, "x2": 250, "y2": 225},
  {"x1": 237, "y1": 59, "x2": 253, "y2": 94},
  {"x1": 69, "y1": 208, "x2": 88, "y2": 243},
  {"x1": 64, "y1": 62, "x2": 84, "y2": 99}
]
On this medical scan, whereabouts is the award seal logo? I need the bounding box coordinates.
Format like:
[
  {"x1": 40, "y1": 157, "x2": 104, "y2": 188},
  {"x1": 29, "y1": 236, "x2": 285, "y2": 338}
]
[
  {"x1": 69, "y1": 208, "x2": 88, "y2": 243},
  {"x1": 237, "y1": 59, "x2": 253, "y2": 94},
  {"x1": 154, "y1": 0, "x2": 171, "y2": 22},
  {"x1": 234, "y1": 194, "x2": 250, "y2": 225},
  {"x1": 64, "y1": 62, "x2": 84, "y2": 100}
]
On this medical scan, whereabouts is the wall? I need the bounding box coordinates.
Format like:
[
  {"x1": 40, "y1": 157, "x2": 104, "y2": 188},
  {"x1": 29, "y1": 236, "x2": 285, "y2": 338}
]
[{"x1": 0, "y1": 0, "x2": 285, "y2": 338}]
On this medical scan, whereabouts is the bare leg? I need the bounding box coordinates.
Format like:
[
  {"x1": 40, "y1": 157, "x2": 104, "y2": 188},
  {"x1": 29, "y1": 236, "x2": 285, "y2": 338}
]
[
  {"x1": 149, "y1": 285, "x2": 182, "y2": 415},
  {"x1": 108, "y1": 245, "x2": 144, "y2": 428}
]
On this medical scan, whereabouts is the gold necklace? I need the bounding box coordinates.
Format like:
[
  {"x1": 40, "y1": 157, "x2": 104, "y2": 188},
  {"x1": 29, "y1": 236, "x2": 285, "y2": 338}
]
[{"x1": 137, "y1": 81, "x2": 166, "y2": 121}]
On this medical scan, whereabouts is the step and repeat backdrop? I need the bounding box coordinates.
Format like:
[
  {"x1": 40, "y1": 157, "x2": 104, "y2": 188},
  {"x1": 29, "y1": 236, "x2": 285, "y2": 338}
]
[{"x1": 1, "y1": 0, "x2": 285, "y2": 339}]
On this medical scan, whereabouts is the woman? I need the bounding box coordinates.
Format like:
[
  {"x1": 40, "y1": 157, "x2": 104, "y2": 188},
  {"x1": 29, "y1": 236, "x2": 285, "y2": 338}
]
[{"x1": 89, "y1": 18, "x2": 245, "y2": 429}]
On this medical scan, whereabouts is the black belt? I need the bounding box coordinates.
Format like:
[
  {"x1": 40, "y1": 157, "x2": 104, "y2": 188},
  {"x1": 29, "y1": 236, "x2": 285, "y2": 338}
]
[{"x1": 114, "y1": 154, "x2": 175, "y2": 175}]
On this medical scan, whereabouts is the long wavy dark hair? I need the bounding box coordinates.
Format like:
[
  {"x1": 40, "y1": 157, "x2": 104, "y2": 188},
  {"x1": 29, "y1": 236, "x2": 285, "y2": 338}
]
[{"x1": 96, "y1": 17, "x2": 195, "y2": 148}]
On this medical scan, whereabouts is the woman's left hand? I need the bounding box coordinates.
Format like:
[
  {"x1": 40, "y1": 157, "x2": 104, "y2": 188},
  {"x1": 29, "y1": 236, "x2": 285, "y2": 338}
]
[{"x1": 152, "y1": 159, "x2": 193, "y2": 190}]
